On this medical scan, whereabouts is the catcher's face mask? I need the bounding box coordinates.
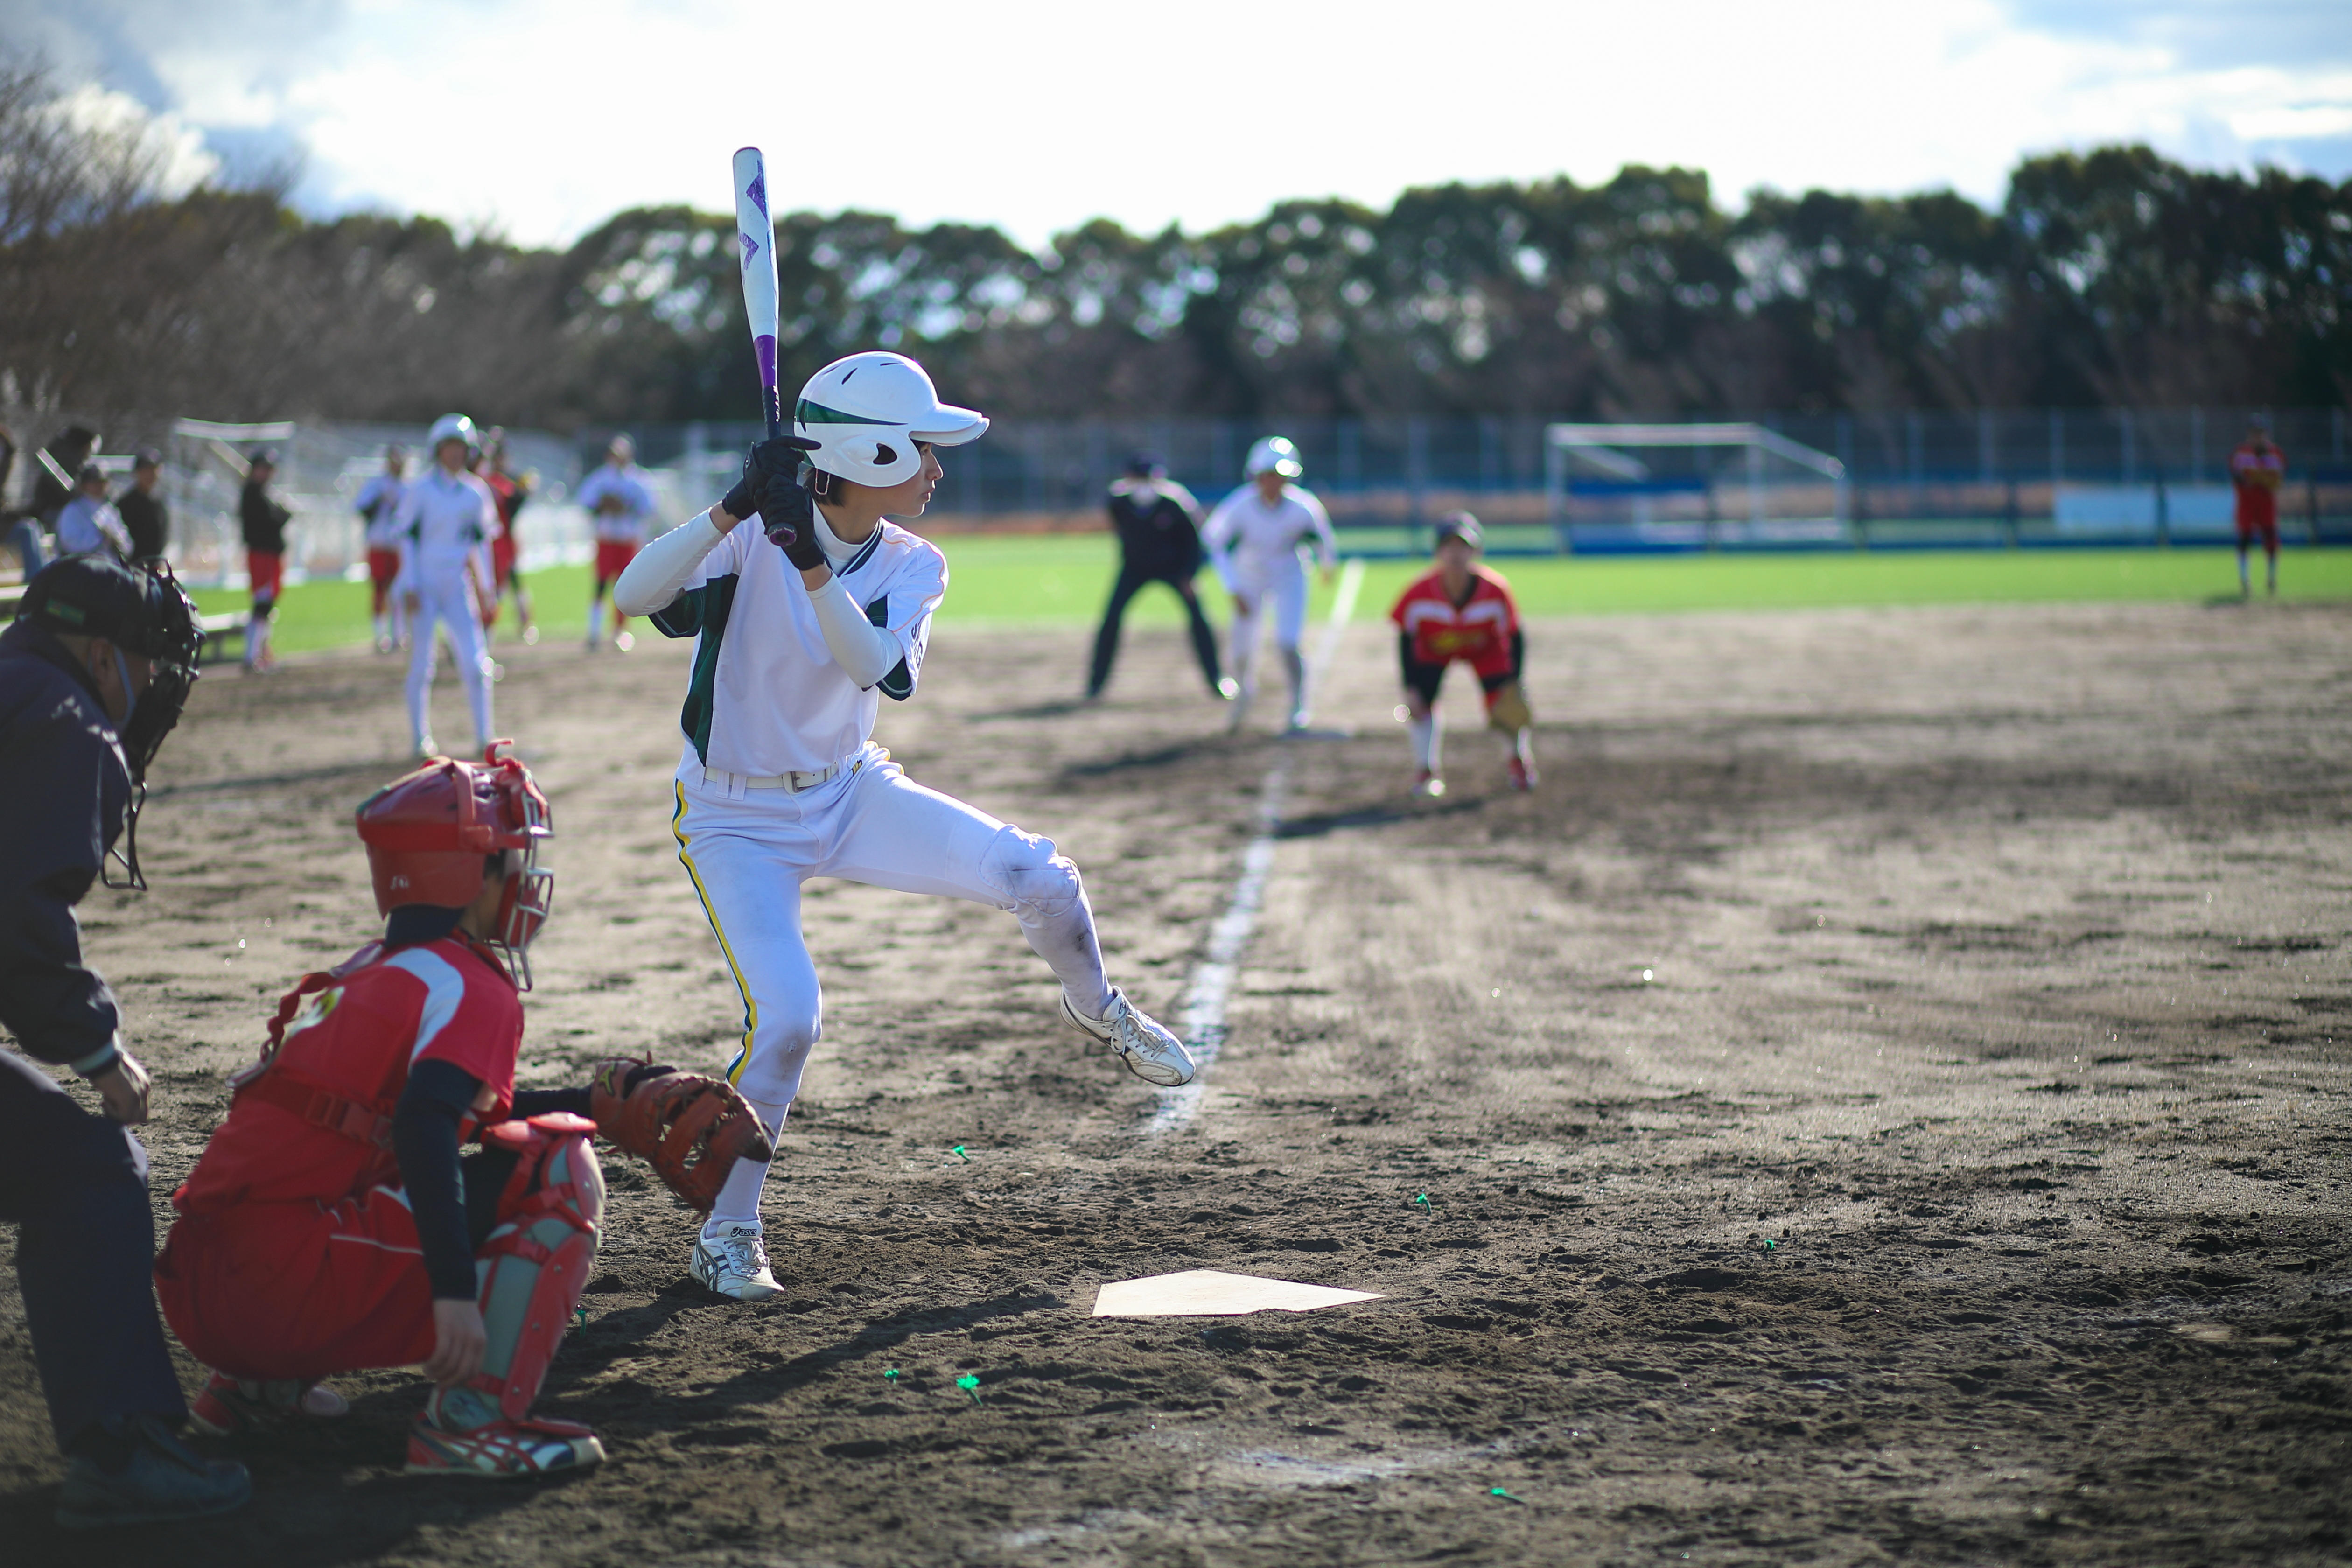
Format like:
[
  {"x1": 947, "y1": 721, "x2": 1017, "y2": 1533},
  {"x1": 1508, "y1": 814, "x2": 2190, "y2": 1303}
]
[{"x1": 490, "y1": 829, "x2": 555, "y2": 991}]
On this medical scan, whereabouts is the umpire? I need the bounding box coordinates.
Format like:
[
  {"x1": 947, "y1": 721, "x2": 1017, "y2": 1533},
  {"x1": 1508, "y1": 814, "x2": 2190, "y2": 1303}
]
[
  {"x1": 0, "y1": 556, "x2": 249, "y2": 1527},
  {"x1": 1086, "y1": 453, "x2": 1233, "y2": 702}
]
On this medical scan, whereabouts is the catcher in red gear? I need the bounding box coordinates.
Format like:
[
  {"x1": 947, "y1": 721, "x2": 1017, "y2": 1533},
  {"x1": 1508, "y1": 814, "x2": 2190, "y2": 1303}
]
[{"x1": 154, "y1": 744, "x2": 769, "y2": 1479}]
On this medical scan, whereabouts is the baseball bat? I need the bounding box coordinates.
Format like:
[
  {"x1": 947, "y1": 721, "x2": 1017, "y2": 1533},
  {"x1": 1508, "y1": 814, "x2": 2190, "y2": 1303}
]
[{"x1": 732, "y1": 146, "x2": 782, "y2": 440}]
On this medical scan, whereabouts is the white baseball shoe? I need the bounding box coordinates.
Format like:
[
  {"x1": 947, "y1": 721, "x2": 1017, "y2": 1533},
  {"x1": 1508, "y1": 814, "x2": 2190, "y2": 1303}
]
[
  {"x1": 1063, "y1": 987, "x2": 1196, "y2": 1087},
  {"x1": 1225, "y1": 679, "x2": 1254, "y2": 733},
  {"x1": 691, "y1": 1223, "x2": 784, "y2": 1301}
]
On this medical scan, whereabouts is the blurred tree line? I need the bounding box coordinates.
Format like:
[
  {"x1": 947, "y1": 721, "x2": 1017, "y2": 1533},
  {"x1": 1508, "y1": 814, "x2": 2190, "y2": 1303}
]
[{"x1": 4, "y1": 57, "x2": 2345, "y2": 433}]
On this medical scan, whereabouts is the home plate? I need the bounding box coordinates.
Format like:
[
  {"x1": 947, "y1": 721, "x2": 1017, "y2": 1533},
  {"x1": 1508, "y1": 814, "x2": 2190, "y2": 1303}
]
[{"x1": 1091, "y1": 1269, "x2": 1383, "y2": 1317}]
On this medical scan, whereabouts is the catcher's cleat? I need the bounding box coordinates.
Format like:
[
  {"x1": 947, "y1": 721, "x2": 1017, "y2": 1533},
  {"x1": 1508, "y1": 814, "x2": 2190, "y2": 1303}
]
[
  {"x1": 188, "y1": 1372, "x2": 350, "y2": 1437},
  {"x1": 1411, "y1": 770, "x2": 1446, "y2": 799},
  {"x1": 692, "y1": 1223, "x2": 784, "y2": 1300},
  {"x1": 1506, "y1": 756, "x2": 1535, "y2": 791},
  {"x1": 404, "y1": 1415, "x2": 604, "y2": 1479},
  {"x1": 1063, "y1": 987, "x2": 1195, "y2": 1087}
]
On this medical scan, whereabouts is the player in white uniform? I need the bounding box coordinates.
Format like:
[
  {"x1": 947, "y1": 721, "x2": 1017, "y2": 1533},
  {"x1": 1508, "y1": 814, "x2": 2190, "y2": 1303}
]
[
  {"x1": 1200, "y1": 436, "x2": 1337, "y2": 731},
  {"x1": 54, "y1": 464, "x2": 133, "y2": 561},
  {"x1": 355, "y1": 446, "x2": 409, "y2": 653},
  {"x1": 394, "y1": 414, "x2": 498, "y2": 757},
  {"x1": 614, "y1": 352, "x2": 1195, "y2": 1301},
  {"x1": 574, "y1": 436, "x2": 656, "y2": 652}
]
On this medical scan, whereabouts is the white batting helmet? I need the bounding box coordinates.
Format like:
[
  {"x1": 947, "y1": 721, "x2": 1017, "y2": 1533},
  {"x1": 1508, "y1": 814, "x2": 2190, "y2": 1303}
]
[
  {"x1": 1246, "y1": 436, "x2": 1303, "y2": 479},
  {"x1": 427, "y1": 413, "x2": 478, "y2": 452},
  {"x1": 793, "y1": 352, "x2": 987, "y2": 488}
]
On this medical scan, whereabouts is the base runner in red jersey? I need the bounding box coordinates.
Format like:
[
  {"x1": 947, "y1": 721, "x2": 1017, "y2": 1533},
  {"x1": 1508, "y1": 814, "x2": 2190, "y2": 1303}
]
[
  {"x1": 476, "y1": 430, "x2": 537, "y2": 644},
  {"x1": 154, "y1": 745, "x2": 766, "y2": 1479},
  {"x1": 2229, "y1": 416, "x2": 2287, "y2": 598},
  {"x1": 1387, "y1": 513, "x2": 1538, "y2": 797}
]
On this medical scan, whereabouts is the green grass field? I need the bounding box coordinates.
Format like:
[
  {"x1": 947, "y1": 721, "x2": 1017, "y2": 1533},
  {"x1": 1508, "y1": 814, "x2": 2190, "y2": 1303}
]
[{"x1": 194, "y1": 540, "x2": 2352, "y2": 656}]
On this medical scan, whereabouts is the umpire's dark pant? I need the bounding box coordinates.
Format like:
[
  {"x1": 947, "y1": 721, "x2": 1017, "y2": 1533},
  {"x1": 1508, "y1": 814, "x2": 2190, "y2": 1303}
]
[
  {"x1": 0, "y1": 1050, "x2": 186, "y2": 1449},
  {"x1": 1089, "y1": 562, "x2": 1224, "y2": 698}
]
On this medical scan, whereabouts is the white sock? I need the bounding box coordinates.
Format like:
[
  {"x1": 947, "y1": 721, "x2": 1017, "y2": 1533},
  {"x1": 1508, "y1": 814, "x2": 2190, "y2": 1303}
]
[
  {"x1": 2238, "y1": 552, "x2": 2251, "y2": 590},
  {"x1": 702, "y1": 1095, "x2": 788, "y2": 1237},
  {"x1": 1409, "y1": 715, "x2": 1442, "y2": 772},
  {"x1": 1515, "y1": 727, "x2": 1534, "y2": 764}
]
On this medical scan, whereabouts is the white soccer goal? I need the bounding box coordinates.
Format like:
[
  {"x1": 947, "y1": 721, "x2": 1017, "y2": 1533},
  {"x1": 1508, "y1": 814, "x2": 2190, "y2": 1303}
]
[{"x1": 1543, "y1": 422, "x2": 1848, "y2": 551}]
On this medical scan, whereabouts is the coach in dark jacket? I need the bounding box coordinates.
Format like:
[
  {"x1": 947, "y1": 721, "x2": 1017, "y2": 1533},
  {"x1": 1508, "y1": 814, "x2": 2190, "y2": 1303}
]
[
  {"x1": 1087, "y1": 453, "x2": 1232, "y2": 701},
  {"x1": 0, "y1": 557, "x2": 248, "y2": 1527},
  {"x1": 115, "y1": 451, "x2": 168, "y2": 564}
]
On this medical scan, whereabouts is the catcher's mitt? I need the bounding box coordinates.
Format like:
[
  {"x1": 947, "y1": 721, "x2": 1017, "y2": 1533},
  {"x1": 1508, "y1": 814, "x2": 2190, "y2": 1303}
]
[{"x1": 588, "y1": 1059, "x2": 774, "y2": 1212}]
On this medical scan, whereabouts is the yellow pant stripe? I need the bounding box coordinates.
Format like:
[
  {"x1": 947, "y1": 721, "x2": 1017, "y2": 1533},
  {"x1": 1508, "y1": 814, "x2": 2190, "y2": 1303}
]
[{"x1": 671, "y1": 782, "x2": 760, "y2": 1085}]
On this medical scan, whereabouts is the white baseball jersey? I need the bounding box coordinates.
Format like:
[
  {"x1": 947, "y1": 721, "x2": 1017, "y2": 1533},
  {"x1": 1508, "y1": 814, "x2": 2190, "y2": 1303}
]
[
  {"x1": 54, "y1": 495, "x2": 132, "y2": 560},
  {"x1": 393, "y1": 467, "x2": 497, "y2": 591},
  {"x1": 576, "y1": 463, "x2": 657, "y2": 544},
  {"x1": 355, "y1": 474, "x2": 407, "y2": 550},
  {"x1": 651, "y1": 518, "x2": 945, "y2": 778},
  {"x1": 1202, "y1": 484, "x2": 1337, "y2": 579}
]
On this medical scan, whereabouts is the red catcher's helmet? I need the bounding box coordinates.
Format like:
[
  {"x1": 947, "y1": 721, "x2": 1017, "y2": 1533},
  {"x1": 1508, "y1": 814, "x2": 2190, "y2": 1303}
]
[{"x1": 356, "y1": 741, "x2": 554, "y2": 987}]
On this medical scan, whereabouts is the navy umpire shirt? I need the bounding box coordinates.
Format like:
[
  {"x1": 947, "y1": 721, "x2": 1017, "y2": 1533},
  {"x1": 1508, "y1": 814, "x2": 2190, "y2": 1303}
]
[{"x1": 0, "y1": 618, "x2": 133, "y2": 1067}]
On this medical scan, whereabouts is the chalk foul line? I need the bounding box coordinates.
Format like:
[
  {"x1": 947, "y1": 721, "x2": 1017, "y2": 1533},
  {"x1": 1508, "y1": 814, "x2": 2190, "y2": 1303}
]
[{"x1": 1145, "y1": 557, "x2": 1364, "y2": 1136}]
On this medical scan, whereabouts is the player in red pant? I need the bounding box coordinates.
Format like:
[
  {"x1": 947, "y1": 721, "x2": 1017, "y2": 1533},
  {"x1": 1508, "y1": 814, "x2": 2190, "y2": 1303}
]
[
  {"x1": 156, "y1": 746, "x2": 612, "y2": 1477},
  {"x1": 2230, "y1": 417, "x2": 2287, "y2": 598},
  {"x1": 1389, "y1": 513, "x2": 1536, "y2": 797}
]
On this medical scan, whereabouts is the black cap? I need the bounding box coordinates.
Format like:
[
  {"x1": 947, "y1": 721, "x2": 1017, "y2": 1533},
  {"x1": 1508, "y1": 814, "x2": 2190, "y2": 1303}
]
[
  {"x1": 1125, "y1": 451, "x2": 1163, "y2": 477},
  {"x1": 19, "y1": 556, "x2": 201, "y2": 663},
  {"x1": 77, "y1": 462, "x2": 105, "y2": 484},
  {"x1": 1432, "y1": 511, "x2": 1483, "y2": 551},
  {"x1": 133, "y1": 448, "x2": 162, "y2": 468},
  {"x1": 248, "y1": 447, "x2": 278, "y2": 467}
]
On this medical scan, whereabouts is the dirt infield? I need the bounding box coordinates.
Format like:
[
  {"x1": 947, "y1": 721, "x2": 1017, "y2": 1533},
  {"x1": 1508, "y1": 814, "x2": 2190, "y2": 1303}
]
[{"x1": 4, "y1": 596, "x2": 2349, "y2": 1567}]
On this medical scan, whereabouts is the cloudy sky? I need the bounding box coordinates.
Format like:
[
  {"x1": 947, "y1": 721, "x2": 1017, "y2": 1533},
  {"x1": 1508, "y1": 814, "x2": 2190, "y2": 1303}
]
[{"x1": 16, "y1": 0, "x2": 2352, "y2": 248}]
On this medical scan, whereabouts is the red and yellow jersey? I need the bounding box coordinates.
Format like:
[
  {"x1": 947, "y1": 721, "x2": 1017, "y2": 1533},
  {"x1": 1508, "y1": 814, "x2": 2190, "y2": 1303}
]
[
  {"x1": 2231, "y1": 440, "x2": 2285, "y2": 525},
  {"x1": 172, "y1": 935, "x2": 522, "y2": 1216},
  {"x1": 1390, "y1": 566, "x2": 1521, "y2": 678},
  {"x1": 481, "y1": 469, "x2": 524, "y2": 536}
]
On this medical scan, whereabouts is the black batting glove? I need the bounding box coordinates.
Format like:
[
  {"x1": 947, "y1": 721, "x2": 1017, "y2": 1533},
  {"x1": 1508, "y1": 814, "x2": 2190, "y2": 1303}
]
[
  {"x1": 761, "y1": 466, "x2": 828, "y2": 571},
  {"x1": 720, "y1": 435, "x2": 816, "y2": 524}
]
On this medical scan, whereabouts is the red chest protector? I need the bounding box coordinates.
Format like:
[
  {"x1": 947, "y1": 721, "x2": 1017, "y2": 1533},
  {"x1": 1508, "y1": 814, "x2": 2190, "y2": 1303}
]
[{"x1": 228, "y1": 935, "x2": 511, "y2": 1154}]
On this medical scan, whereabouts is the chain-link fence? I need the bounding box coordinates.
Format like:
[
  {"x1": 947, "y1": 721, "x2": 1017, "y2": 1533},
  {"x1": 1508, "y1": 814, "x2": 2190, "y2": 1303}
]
[
  {"x1": 8, "y1": 405, "x2": 2347, "y2": 581},
  {"x1": 575, "y1": 406, "x2": 2352, "y2": 552}
]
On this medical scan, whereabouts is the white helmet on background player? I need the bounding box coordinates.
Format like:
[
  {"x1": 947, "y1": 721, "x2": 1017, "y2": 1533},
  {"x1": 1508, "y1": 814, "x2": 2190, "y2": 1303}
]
[
  {"x1": 1245, "y1": 436, "x2": 1304, "y2": 480},
  {"x1": 427, "y1": 413, "x2": 478, "y2": 455},
  {"x1": 792, "y1": 352, "x2": 987, "y2": 488}
]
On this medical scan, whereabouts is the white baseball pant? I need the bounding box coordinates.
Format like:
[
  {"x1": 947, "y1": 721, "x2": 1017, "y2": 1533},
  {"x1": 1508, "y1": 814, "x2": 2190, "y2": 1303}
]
[
  {"x1": 1222, "y1": 551, "x2": 1309, "y2": 695},
  {"x1": 670, "y1": 745, "x2": 1116, "y2": 1230},
  {"x1": 406, "y1": 570, "x2": 493, "y2": 751}
]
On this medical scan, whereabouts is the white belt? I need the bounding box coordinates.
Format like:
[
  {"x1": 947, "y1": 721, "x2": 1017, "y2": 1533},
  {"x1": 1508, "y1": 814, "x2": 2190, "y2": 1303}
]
[{"x1": 700, "y1": 759, "x2": 853, "y2": 794}]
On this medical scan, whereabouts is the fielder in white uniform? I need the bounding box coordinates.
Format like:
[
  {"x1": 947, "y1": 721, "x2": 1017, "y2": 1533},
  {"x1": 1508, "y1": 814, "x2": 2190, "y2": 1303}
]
[
  {"x1": 355, "y1": 447, "x2": 409, "y2": 653},
  {"x1": 1201, "y1": 436, "x2": 1337, "y2": 730},
  {"x1": 575, "y1": 436, "x2": 656, "y2": 651},
  {"x1": 394, "y1": 413, "x2": 497, "y2": 757},
  {"x1": 615, "y1": 351, "x2": 1195, "y2": 1302}
]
